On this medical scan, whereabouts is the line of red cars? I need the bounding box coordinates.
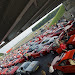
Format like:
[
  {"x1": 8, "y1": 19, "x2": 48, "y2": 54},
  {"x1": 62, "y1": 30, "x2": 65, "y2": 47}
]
[{"x1": 0, "y1": 20, "x2": 75, "y2": 75}]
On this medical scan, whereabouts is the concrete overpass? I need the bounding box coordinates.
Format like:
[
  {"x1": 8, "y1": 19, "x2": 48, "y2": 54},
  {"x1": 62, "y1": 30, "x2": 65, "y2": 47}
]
[{"x1": 0, "y1": 0, "x2": 65, "y2": 44}]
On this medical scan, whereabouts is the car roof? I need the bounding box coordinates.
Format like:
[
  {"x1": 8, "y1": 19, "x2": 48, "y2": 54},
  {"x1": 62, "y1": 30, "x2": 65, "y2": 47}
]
[
  {"x1": 19, "y1": 61, "x2": 31, "y2": 68},
  {"x1": 25, "y1": 61, "x2": 39, "y2": 72}
]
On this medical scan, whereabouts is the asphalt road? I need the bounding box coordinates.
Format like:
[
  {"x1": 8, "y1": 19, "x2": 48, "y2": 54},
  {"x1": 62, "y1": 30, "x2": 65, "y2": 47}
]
[
  {"x1": 16, "y1": 53, "x2": 75, "y2": 75},
  {"x1": 29, "y1": 53, "x2": 75, "y2": 75}
]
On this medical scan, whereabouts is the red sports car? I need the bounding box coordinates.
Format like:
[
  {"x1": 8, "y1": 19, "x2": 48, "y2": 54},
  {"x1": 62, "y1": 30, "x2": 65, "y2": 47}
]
[
  {"x1": 49, "y1": 50, "x2": 75, "y2": 75},
  {"x1": 66, "y1": 34, "x2": 75, "y2": 49},
  {"x1": 53, "y1": 34, "x2": 75, "y2": 54}
]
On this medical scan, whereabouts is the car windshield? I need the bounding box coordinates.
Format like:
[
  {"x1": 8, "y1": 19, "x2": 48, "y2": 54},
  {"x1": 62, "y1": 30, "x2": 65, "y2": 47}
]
[
  {"x1": 42, "y1": 39, "x2": 49, "y2": 44},
  {"x1": 23, "y1": 63, "x2": 30, "y2": 69},
  {"x1": 55, "y1": 29, "x2": 62, "y2": 34},
  {"x1": 36, "y1": 46, "x2": 43, "y2": 52},
  {"x1": 51, "y1": 53, "x2": 66, "y2": 66},
  {"x1": 59, "y1": 53, "x2": 66, "y2": 60},
  {"x1": 50, "y1": 36, "x2": 58, "y2": 43}
]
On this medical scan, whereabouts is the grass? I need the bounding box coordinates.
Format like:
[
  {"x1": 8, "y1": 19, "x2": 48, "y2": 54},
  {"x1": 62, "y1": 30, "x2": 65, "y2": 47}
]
[{"x1": 49, "y1": 4, "x2": 65, "y2": 27}]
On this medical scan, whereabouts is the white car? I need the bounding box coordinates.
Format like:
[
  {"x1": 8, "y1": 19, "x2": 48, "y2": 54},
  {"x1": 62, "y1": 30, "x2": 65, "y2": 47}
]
[{"x1": 16, "y1": 61, "x2": 39, "y2": 75}]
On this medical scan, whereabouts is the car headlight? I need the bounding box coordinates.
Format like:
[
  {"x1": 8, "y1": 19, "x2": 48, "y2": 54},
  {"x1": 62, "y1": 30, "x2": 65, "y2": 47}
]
[{"x1": 49, "y1": 66, "x2": 54, "y2": 73}]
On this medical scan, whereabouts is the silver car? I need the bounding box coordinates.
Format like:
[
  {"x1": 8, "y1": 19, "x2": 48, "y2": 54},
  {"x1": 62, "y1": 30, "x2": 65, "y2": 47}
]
[
  {"x1": 41, "y1": 36, "x2": 58, "y2": 45},
  {"x1": 16, "y1": 61, "x2": 39, "y2": 75}
]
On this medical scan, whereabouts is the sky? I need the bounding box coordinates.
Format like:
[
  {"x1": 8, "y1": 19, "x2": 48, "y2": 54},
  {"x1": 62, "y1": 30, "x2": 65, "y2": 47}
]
[{"x1": 0, "y1": 3, "x2": 62, "y2": 53}]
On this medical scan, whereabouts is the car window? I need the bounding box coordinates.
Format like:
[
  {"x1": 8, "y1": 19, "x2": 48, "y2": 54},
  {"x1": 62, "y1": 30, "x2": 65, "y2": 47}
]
[
  {"x1": 24, "y1": 63, "x2": 30, "y2": 69},
  {"x1": 20, "y1": 63, "x2": 30, "y2": 70},
  {"x1": 59, "y1": 60, "x2": 67, "y2": 66},
  {"x1": 73, "y1": 52, "x2": 75, "y2": 59},
  {"x1": 42, "y1": 39, "x2": 49, "y2": 44},
  {"x1": 55, "y1": 30, "x2": 60, "y2": 33}
]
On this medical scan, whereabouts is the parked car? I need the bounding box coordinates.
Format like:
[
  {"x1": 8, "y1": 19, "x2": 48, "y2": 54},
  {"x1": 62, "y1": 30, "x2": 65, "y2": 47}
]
[
  {"x1": 66, "y1": 34, "x2": 75, "y2": 49},
  {"x1": 16, "y1": 61, "x2": 39, "y2": 75},
  {"x1": 49, "y1": 50, "x2": 75, "y2": 75},
  {"x1": 1, "y1": 68, "x2": 8, "y2": 75},
  {"x1": 2, "y1": 66, "x2": 19, "y2": 75},
  {"x1": 40, "y1": 36, "x2": 58, "y2": 46},
  {"x1": 50, "y1": 28, "x2": 64, "y2": 37},
  {"x1": 29, "y1": 45, "x2": 43, "y2": 59},
  {"x1": 53, "y1": 34, "x2": 75, "y2": 54}
]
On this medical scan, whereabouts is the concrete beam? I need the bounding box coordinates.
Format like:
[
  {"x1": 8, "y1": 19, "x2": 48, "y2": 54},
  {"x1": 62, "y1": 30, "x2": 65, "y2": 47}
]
[
  {"x1": 1, "y1": 0, "x2": 35, "y2": 43},
  {"x1": 34, "y1": 0, "x2": 38, "y2": 7}
]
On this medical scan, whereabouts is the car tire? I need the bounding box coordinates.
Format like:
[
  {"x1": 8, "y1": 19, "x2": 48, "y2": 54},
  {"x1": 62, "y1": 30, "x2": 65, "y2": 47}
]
[
  {"x1": 16, "y1": 72, "x2": 22, "y2": 75},
  {"x1": 45, "y1": 51, "x2": 47, "y2": 54},
  {"x1": 40, "y1": 53, "x2": 43, "y2": 56},
  {"x1": 54, "y1": 70, "x2": 63, "y2": 75},
  {"x1": 30, "y1": 56, "x2": 34, "y2": 61},
  {"x1": 26, "y1": 71, "x2": 30, "y2": 75},
  {"x1": 50, "y1": 50, "x2": 54, "y2": 54},
  {"x1": 67, "y1": 44, "x2": 74, "y2": 50}
]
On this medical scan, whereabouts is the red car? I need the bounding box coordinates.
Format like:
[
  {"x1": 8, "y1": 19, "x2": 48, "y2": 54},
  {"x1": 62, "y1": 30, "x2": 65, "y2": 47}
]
[
  {"x1": 11, "y1": 58, "x2": 25, "y2": 65},
  {"x1": 30, "y1": 44, "x2": 57, "y2": 59},
  {"x1": 29, "y1": 46, "x2": 43, "y2": 59},
  {"x1": 54, "y1": 34, "x2": 75, "y2": 54},
  {"x1": 49, "y1": 50, "x2": 75, "y2": 75},
  {"x1": 6, "y1": 58, "x2": 25, "y2": 67},
  {"x1": 27, "y1": 45, "x2": 51, "y2": 59},
  {"x1": 1, "y1": 68, "x2": 8, "y2": 74},
  {"x1": 1, "y1": 66, "x2": 19, "y2": 75},
  {"x1": 66, "y1": 23, "x2": 75, "y2": 36},
  {"x1": 66, "y1": 34, "x2": 75, "y2": 49},
  {"x1": 47, "y1": 43, "x2": 58, "y2": 54},
  {"x1": 66, "y1": 20, "x2": 73, "y2": 25}
]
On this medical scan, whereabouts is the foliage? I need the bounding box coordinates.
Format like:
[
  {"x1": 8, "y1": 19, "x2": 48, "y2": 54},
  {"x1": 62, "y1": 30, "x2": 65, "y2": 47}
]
[
  {"x1": 49, "y1": 4, "x2": 65, "y2": 27},
  {"x1": 32, "y1": 7, "x2": 59, "y2": 31},
  {"x1": 0, "y1": 53, "x2": 4, "y2": 56}
]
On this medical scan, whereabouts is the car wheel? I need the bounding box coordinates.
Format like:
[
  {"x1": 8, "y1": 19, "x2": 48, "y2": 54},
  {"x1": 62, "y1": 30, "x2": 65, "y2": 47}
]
[
  {"x1": 31, "y1": 56, "x2": 34, "y2": 61},
  {"x1": 53, "y1": 70, "x2": 63, "y2": 75},
  {"x1": 50, "y1": 50, "x2": 54, "y2": 54},
  {"x1": 16, "y1": 72, "x2": 22, "y2": 75},
  {"x1": 56, "y1": 70, "x2": 63, "y2": 75},
  {"x1": 40, "y1": 53, "x2": 43, "y2": 56},
  {"x1": 26, "y1": 71, "x2": 30, "y2": 75},
  {"x1": 45, "y1": 51, "x2": 47, "y2": 54},
  {"x1": 67, "y1": 44, "x2": 74, "y2": 50}
]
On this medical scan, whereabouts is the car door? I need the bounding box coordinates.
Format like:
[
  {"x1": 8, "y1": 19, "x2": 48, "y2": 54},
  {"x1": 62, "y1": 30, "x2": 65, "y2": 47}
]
[{"x1": 58, "y1": 60, "x2": 75, "y2": 73}]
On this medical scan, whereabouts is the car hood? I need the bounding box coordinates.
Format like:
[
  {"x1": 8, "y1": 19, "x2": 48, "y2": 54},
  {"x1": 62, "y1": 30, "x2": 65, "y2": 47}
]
[{"x1": 61, "y1": 50, "x2": 75, "y2": 61}]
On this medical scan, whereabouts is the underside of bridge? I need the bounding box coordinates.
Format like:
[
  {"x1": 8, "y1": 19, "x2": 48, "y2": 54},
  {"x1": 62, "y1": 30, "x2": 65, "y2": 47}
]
[{"x1": 0, "y1": 0, "x2": 65, "y2": 44}]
